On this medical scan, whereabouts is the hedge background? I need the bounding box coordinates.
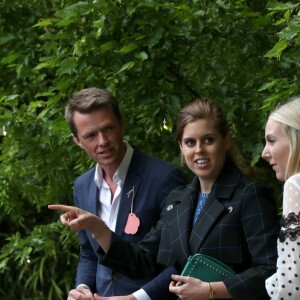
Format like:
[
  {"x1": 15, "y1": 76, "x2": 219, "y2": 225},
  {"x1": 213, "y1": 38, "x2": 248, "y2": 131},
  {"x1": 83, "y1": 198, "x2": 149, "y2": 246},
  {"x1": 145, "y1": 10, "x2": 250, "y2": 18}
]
[{"x1": 1, "y1": 1, "x2": 299, "y2": 298}]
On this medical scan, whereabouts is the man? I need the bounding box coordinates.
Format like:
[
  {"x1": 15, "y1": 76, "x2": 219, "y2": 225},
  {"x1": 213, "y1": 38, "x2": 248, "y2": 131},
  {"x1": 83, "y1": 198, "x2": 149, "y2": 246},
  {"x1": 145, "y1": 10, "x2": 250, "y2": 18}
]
[{"x1": 64, "y1": 87, "x2": 185, "y2": 299}]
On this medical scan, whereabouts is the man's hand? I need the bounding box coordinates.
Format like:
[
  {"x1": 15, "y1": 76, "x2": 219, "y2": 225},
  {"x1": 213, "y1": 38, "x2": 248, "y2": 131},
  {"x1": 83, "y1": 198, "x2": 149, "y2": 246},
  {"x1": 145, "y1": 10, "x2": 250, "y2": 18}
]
[
  {"x1": 48, "y1": 204, "x2": 100, "y2": 232},
  {"x1": 67, "y1": 287, "x2": 94, "y2": 300},
  {"x1": 48, "y1": 204, "x2": 112, "y2": 251}
]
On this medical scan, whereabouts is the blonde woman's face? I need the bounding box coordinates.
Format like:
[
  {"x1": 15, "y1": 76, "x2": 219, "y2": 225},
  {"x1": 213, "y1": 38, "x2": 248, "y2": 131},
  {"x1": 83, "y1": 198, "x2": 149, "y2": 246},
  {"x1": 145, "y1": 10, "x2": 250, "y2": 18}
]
[{"x1": 262, "y1": 119, "x2": 290, "y2": 181}]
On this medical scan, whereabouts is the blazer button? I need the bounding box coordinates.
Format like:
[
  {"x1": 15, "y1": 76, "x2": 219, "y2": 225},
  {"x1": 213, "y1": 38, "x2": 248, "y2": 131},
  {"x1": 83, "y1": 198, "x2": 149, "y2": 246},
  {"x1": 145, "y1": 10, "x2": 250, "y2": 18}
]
[{"x1": 112, "y1": 272, "x2": 119, "y2": 282}]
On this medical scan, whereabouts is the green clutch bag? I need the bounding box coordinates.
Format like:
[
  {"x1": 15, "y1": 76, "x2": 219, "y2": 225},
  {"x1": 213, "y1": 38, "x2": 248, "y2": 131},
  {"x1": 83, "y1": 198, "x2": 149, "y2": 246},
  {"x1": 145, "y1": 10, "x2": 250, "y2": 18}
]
[{"x1": 181, "y1": 254, "x2": 235, "y2": 281}]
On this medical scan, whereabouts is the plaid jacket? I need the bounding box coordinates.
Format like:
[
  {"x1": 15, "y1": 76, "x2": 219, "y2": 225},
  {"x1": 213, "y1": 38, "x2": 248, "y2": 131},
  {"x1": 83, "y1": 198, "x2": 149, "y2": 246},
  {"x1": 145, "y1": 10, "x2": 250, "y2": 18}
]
[{"x1": 102, "y1": 158, "x2": 279, "y2": 300}]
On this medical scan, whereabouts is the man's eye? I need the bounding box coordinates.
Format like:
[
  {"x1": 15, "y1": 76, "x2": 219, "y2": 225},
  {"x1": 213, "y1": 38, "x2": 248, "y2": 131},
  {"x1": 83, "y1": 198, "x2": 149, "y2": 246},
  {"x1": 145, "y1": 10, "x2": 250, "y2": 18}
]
[
  {"x1": 84, "y1": 133, "x2": 96, "y2": 139},
  {"x1": 105, "y1": 126, "x2": 113, "y2": 132}
]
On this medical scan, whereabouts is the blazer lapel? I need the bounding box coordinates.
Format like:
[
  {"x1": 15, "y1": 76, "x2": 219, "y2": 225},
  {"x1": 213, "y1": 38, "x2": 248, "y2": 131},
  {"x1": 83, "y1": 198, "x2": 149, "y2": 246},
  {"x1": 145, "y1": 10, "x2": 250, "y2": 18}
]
[
  {"x1": 189, "y1": 158, "x2": 242, "y2": 253},
  {"x1": 167, "y1": 178, "x2": 199, "y2": 265},
  {"x1": 189, "y1": 193, "x2": 225, "y2": 253}
]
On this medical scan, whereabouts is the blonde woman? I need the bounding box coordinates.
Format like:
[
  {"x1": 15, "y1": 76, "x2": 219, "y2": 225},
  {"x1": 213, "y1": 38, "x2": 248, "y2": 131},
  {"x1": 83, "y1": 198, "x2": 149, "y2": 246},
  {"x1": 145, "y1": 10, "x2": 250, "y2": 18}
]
[{"x1": 262, "y1": 97, "x2": 300, "y2": 299}]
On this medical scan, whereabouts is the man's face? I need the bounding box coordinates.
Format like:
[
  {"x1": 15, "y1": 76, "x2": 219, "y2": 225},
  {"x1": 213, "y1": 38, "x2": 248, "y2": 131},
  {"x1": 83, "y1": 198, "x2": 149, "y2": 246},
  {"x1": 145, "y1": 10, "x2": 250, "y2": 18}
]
[{"x1": 72, "y1": 106, "x2": 126, "y2": 171}]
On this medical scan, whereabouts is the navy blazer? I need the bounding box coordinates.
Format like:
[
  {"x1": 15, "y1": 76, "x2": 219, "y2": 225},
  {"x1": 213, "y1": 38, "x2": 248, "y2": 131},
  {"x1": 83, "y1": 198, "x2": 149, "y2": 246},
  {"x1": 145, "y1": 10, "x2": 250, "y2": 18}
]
[
  {"x1": 73, "y1": 148, "x2": 185, "y2": 299},
  {"x1": 101, "y1": 158, "x2": 280, "y2": 300}
]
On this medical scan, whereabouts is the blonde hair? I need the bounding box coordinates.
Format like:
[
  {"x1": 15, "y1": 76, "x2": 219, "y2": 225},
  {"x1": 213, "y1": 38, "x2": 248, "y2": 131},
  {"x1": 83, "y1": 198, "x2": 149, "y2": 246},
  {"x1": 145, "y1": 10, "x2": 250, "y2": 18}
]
[{"x1": 269, "y1": 97, "x2": 300, "y2": 179}]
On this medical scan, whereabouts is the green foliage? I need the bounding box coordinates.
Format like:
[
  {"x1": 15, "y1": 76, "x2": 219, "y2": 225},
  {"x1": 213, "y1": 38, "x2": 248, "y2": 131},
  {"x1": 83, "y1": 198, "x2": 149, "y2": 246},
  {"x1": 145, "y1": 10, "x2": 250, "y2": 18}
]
[
  {"x1": 1, "y1": 0, "x2": 299, "y2": 298},
  {"x1": 261, "y1": 1, "x2": 300, "y2": 109},
  {"x1": 0, "y1": 221, "x2": 79, "y2": 299}
]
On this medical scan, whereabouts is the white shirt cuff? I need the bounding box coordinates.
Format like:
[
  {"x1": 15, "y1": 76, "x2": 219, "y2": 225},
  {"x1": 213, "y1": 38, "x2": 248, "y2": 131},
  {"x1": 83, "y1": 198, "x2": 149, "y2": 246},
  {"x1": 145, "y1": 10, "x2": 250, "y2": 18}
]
[
  {"x1": 76, "y1": 284, "x2": 90, "y2": 290},
  {"x1": 132, "y1": 289, "x2": 151, "y2": 300}
]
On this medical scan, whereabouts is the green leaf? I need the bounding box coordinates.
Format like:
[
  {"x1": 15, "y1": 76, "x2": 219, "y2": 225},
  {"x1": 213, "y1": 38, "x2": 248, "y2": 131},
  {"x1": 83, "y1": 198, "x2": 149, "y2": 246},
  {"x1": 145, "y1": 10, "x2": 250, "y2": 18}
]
[
  {"x1": 258, "y1": 79, "x2": 280, "y2": 92},
  {"x1": 275, "y1": 18, "x2": 287, "y2": 26},
  {"x1": 118, "y1": 44, "x2": 138, "y2": 54},
  {"x1": 279, "y1": 24, "x2": 300, "y2": 41},
  {"x1": 266, "y1": 1, "x2": 299, "y2": 11},
  {"x1": 56, "y1": 57, "x2": 78, "y2": 75},
  {"x1": 264, "y1": 40, "x2": 288, "y2": 58},
  {"x1": 33, "y1": 19, "x2": 53, "y2": 27},
  {"x1": 99, "y1": 41, "x2": 118, "y2": 52},
  {"x1": 0, "y1": 33, "x2": 15, "y2": 45},
  {"x1": 118, "y1": 61, "x2": 135, "y2": 73},
  {"x1": 135, "y1": 51, "x2": 148, "y2": 60},
  {"x1": 6, "y1": 94, "x2": 20, "y2": 101},
  {"x1": 1, "y1": 53, "x2": 20, "y2": 64},
  {"x1": 54, "y1": 2, "x2": 90, "y2": 19},
  {"x1": 33, "y1": 61, "x2": 54, "y2": 71}
]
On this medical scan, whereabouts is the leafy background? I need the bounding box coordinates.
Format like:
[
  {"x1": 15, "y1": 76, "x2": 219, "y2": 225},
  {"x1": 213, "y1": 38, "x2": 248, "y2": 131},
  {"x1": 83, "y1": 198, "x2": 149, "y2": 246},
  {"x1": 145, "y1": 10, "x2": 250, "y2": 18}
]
[{"x1": 0, "y1": 0, "x2": 300, "y2": 298}]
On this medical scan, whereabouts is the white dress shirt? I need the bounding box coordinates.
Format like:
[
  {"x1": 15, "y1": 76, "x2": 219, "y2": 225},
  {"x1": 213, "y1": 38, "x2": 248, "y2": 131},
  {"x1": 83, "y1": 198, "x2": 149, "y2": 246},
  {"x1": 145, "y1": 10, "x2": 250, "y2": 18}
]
[{"x1": 91, "y1": 142, "x2": 151, "y2": 300}]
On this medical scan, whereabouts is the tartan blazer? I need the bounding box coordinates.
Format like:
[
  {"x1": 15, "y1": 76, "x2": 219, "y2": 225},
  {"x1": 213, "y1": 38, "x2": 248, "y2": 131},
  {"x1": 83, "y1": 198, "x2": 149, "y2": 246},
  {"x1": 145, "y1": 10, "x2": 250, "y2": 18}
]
[{"x1": 102, "y1": 158, "x2": 280, "y2": 300}]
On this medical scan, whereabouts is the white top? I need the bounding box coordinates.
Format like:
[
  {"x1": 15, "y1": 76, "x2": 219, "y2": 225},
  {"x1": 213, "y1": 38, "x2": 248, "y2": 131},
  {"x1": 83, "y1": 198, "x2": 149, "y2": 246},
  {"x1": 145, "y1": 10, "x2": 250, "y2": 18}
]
[
  {"x1": 92, "y1": 142, "x2": 151, "y2": 300},
  {"x1": 94, "y1": 141, "x2": 133, "y2": 231},
  {"x1": 266, "y1": 173, "x2": 300, "y2": 299}
]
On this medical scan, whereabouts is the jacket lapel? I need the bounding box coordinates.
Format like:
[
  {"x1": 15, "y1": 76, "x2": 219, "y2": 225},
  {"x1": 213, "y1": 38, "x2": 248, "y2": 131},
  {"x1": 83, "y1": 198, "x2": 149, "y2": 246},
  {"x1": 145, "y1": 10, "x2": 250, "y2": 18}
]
[
  {"x1": 189, "y1": 158, "x2": 242, "y2": 253},
  {"x1": 189, "y1": 193, "x2": 225, "y2": 253},
  {"x1": 167, "y1": 177, "x2": 199, "y2": 265}
]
